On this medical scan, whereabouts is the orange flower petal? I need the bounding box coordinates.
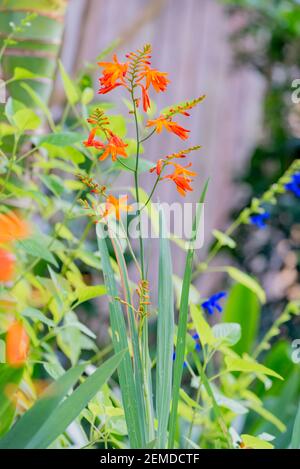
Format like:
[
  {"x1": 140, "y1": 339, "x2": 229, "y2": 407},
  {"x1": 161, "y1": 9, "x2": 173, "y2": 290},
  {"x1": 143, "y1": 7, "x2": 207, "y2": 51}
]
[
  {"x1": 0, "y1": 212, "x2": 29, "y2": 243},
  {"x1": 0, "y1": 249, "x2": 15, "y2": 282},
  {"x1": 6, "y1": 321, "x2": 30, "y2": 367}
]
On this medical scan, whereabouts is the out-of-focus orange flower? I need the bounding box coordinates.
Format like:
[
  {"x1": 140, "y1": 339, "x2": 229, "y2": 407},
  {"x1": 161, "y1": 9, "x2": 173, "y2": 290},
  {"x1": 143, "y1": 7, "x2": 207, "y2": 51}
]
[
  {"x1": 141, "y1": 85, "x2": 151, "y2": 112},
  {"x1": 98, "y1": 54, "x2": 128, "y2": 94},
  {"x1": 99, "y1": 132, "x2": 128, "y2": 162},
  {"x1": 0, "y1": 212, "x2": 29, "y2": 243},
  {"x1": 105, "y1": 195, "x2": 132, "y2": 221},
  {"x1": 162, "y1": 163, "x2": 197, "y2": 197},
  {"x1": 146, "y1": 116, "x2": 190, "y2": 140},
  {"x1": 0, "y1": 249, "x2": 15, "y2": 282},
  {"x1": 150, "y1": 159, "x2": 164, "y2": 176},
  {"x1": 83, "y1": 128, "x2": 105, "y2": 150},
  {"x1": 6, "y1": 321, "x2": 30, "y2": 367},
  {"x1": 138, "y1": 66, "x2": 169, "y2": 93}
]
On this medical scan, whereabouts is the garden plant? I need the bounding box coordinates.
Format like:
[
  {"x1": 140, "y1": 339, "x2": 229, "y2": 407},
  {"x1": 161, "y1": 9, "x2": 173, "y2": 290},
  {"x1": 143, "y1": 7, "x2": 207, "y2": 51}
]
[{"x1": 0, "y1": 5, "x2": 300, "y2": 452}]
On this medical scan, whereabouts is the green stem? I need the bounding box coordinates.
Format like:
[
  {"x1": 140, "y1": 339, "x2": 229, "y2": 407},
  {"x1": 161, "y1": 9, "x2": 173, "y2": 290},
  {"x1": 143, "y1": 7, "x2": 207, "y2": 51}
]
[
  {"x1": 139, "y1": 128, "x2": 156, "y2": 144},
  {"x1": 0, "y1": 135, "x2": 19, "y2": 197}
]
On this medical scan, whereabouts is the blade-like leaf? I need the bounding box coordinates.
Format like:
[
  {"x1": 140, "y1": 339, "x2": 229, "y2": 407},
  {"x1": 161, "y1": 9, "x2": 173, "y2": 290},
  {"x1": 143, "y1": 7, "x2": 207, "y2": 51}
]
[
  {"x1": 168, "y1": 179, "x2": 209, "y2": 448},
  {"x1": 109, "y1": 229, "x2": 147, "y2": 445},
  {"x1": 156, "y1": 207, "x2": 174, "y2": 448},
  {"x1": 0, "y1": 364, "x2": 85, "y2": 449},
  {"x1": 26, "y1": 351, "x2": 125, "y2": 449},
  {"x1": 96, "y1": 223, "x2": 143, "y2": 448},
  {"x1": 0, "y1": 365, "x2": 24, "y2": 437},
  {"x1": 290, "y1": 401, "x2": 300, "y2": 449}
]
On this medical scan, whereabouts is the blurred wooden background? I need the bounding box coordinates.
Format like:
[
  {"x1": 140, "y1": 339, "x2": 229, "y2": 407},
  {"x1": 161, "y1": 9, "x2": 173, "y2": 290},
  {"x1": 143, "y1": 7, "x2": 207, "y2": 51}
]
[{"x1": 55, "y1": 0, "x2": 265, "y2": 287}]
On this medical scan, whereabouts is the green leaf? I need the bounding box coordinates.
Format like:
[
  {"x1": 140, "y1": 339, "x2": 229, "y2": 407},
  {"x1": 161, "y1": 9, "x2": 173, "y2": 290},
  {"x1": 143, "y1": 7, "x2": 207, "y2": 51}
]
[
  {"x1": 81, "y1": 87, "x2": 94, "y2": 105},
  {"x1": 22, "y1": 307, "x2": 55, "y2": 327},
  {"x1": 96, "y1": 223, "x2": 143, "y2": 448},
  {"x1": 12, "y1": 109, "x2": 41, "y2": 131},
  {"x1": 108, "y1": 226, "x2": 147, "y2": 445},
  {"x1": 73, "y1": 285, "x2": 106, "y2": 306},
  {"x1": 5, "y1": 97, "x2": 25, "y2": 124},
  {"x1": 156, "y1": 208, "x2": 175, "y2": 448},
  {"x1": 37, "y1": 132, "x2": 83, "y2": 147},
  {"x1": 21, "y1": 83, "x2": 55, "y2": 131},
  {"x1": 212, "y1": 322, "x2": 241, "y2": 346},
  {"x1": 0, "y1": 364, "x2": 85, "y2": 449},
  {"x1": 291, "y1": 402, "x2": 300, "y2": 448},
  {"x1": 0, "y1": 365, "x2": 24, "y2": 437},
  {"x1": 13, "y1": 67, "x2": 46, "y2": 81},
  {"x1": 17, "y1": 237, "x2": 58, "y2": 267},
  {"x1": 212, "y1": 229, "x2": 236, "y2": 249},
  {"x1": 225, "y1": 267, "x2": 266, "y2": 304},
  {"x1": 247, "y1": 401, "x2": 286, "y2": 433},
  {"x1": 241, "y1": 434, "x2": 274, "y2": 449},
  {"x1": 58, "y1": 60, "x2": 79, "y2": 105},
  {"x1": 39, "y1": 174, "x2": 65, "y2": 197},
  {"x1": 225, "y1": 356, "x2": 283, "y2": 380},
  {"x1": 190, "y1": 303, "x2": 214, "y2": 346},
  {"x1": 0, "y1": 352, "x2": 125, "y2": 449},
  {"x1": 223, "y1": 283, "x2": 260, "y2": 355},
  {"x1": 168, "y1": 179, "x2": 209, "y2": 449}
]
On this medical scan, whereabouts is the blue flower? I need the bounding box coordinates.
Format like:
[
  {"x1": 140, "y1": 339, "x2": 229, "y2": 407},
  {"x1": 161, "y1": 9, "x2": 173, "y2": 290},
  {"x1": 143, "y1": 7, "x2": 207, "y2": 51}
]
[
  {"x1": 192, "y1": 332, "x2": 201, "y2": 351},
  {"x1": 250, "y1": 212, "x2": 270, "y2": 229},
  {"x1": 202, "y1": 291, "x2": 227, "y2": 315},
  {"x1": 285, "y1": 172, "x2": 300, "y2": 198}
]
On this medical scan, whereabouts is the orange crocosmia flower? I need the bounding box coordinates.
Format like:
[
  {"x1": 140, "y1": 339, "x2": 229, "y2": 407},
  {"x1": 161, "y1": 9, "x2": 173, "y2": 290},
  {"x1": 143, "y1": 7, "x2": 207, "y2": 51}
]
[
  {"x1": 141, "y1": 85, "x2": 151, "y2": 112},
  {"x1": 98, "y1": 54, "x2": 128, "y2": 94},
  {"x1": 163, "y1": 163, "x2": 197, "y2": 197},
  {"x1": 105, "y1": 195, "x2": 132, "y2": 221},
  {"x1": 0, "y1": 212, "x2": 29, "y2": 243},
  {"x1": 83, "y1": 128, "x2": 105, "y2": 150},
  {"x1": 0, "y1": 249, "x2": 15, "y2": 282},
  {"x1": 150, "y1": 159, "x2": 164, "y2": 176},
  {"x1": 139, "y1": 66, "x2": 169, "y2": 93},
  {"x1": 146, "y1": 116, "x2": 190, "y2": 140},
  {"x1": 100, "y1": 132, "x2": 128, "y2": 162},
  {"x1": 168, "y1": 162, "x2": 197, "y2": 177},
  {"x1": 6, "y1": 321, "x2": 30, "y2": 367}
]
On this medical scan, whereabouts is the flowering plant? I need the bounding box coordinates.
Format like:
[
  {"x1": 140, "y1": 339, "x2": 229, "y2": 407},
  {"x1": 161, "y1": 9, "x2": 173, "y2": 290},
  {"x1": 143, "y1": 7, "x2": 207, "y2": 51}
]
[{"x1": 0, "y1": 28, "x2": 299, "y2": 450}]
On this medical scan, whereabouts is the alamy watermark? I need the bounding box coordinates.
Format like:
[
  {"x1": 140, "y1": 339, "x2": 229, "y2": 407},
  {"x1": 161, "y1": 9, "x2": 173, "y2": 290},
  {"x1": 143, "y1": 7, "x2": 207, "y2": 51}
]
[
  {"x1": 291, "y1": 339, "x2": 300, "y2": 364},
  {"x1": 291, "y1": 79, "x2": 300, "y2": 104},
  {"x1": 97, "y1": 201, "x2": 205, "y2": 250}
]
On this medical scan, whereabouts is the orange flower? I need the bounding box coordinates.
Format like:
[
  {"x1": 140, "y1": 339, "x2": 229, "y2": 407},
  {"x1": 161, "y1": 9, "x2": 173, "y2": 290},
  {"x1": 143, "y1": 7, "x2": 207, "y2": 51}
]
[
  {"x1": 141, "y1": 85, "x2": 151, "y2": 112},
  {"x1": 98, "y1": 54, "x2": 128, "y2": 94},
  {"x1": 6, "y1": 321, "x2": 30, "y2": 367},
  {"x1": 100, "y1": 132, "x2": 128, "y2": 162},
  {"x1": 150, "y1": 159, "x2": 164, "y2": 176},
  {"x1": 0, "y1": 249, "x2": 15, "y2": 282},
  {"x1": 105, "y1": 195, "x2": 132, "y2": 221},
  {"x1": 138, "y1": 66, "x2": 169, "y2": 93},
  {"x1": 83, "y1": 128, "x2": 105, "y2": 150},
  {"x1": 0, "y1": 212, "x2": 29, "y2": 243},
  {"x1": 163, "y1": 163, "x2": 197, "y2": 196},
  {"x1": 146, "y1": 116, "x2": 190, "y2": 140}
]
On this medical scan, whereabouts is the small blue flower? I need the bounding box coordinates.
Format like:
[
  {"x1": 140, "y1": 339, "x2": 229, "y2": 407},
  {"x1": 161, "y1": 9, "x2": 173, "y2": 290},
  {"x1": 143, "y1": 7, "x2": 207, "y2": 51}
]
[
  {"x1": 192, "y1": 332, "x2": 201, "y2": 351},
  {"x1": 250, "y1": 212, "x2": 270, "y2": 229},
  {"x1": 202, "y1": 291, "x2": 227, "y2": 315},
  {"x1": 285, "y1": 172, "x2": 300, "y2": 198}
]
